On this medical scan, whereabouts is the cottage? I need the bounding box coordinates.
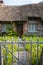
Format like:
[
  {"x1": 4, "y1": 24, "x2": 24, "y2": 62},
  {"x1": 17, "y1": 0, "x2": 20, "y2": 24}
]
[{"x1": 0, "y1": 0, "x2": 43, "y2": 36}]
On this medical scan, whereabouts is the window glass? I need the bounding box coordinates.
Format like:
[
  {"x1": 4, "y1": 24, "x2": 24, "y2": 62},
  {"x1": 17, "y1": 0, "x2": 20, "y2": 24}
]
[
  {"x1": 1, "y1": 24, "x2": 12, "y2": 32},
  {"x1": 1, "y1": 24, "x2": 6, "y2": 32},
  {"x1": 28, "y1": 20, "x2": 37, "y2": 32}
]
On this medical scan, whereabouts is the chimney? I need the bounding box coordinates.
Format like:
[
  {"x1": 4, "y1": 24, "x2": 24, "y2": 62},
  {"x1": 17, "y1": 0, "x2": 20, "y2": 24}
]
[{"x1": 0, "y1": 0, "x2": 4, "y2": 6}]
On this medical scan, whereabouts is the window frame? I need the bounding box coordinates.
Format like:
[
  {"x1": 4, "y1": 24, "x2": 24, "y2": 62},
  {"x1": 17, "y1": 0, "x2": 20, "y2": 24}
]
[
  {"x1": 28, "y1": 21, "x2": 37, "y2": 33},
  {"x1": 0, "y1": 23, "x2": 12, "y2": 33}
]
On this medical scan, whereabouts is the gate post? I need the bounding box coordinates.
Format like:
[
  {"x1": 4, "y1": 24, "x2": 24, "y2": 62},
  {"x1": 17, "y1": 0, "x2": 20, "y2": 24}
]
[
  {"x1": 0, "y1": 45, "x2": 2, "y2": 65},
  {"x1": 30, "y1": 37, "x2": 32, "y2": 65},
  {"x1": 40, "y1": 47, "x2": 43, "y2": 65}
]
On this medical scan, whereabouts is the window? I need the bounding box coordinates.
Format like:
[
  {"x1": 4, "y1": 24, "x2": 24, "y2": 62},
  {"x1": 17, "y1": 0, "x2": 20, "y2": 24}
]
[
  {"x1": 1, "y1": 24, "x2": 12, "y2": 33},
  {"x1": 28, "y1": 21, "x2": 37, "y2": 32},
  {"x1": 1, "y1": 24, "x2": 6, "y2": 32}
]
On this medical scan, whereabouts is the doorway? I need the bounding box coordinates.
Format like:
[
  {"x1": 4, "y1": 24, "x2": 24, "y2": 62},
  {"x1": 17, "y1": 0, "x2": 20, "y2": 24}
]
[{"x1": 16, "y1": 23, "x2": 23, "y2": 36}]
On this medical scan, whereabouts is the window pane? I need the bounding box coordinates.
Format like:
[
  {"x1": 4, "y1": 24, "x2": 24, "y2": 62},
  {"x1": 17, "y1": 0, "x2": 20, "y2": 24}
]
[
  {"x1": 1, "y1": 24, "x2": 6, "y2": 32},
  {"x1": 28, "y1": 24, "x2": 37, "y2": 32},
  {"x1": 1, "y1": 24, "x2": 12, "y2": 32},
  {"x1": 29, "y1": 21, "x2": 37, "y2": 24}
]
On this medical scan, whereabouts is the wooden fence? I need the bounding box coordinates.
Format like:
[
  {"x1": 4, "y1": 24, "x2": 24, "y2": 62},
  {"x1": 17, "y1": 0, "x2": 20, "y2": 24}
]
[{"x1": 0, "y1": 38, "x2": 43, "y2": 65}]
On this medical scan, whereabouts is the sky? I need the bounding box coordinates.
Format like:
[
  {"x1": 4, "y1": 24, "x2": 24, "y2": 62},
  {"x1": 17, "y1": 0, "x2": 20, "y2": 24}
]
[{"x1": 3, "y1": 0, "x2": 43, "y2": 5}]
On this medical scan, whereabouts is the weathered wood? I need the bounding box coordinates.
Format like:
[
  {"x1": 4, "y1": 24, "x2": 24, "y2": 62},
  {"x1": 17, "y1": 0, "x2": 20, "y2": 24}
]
[
  {"x1": 0, "y1": 39, "x2": 43, "y2": 65},
  {"x1": 40, "y1": 47, "x2": 43, "y2": 65},
  {"x1": 0, "y1": 45, "x2": 1, "y2": 65}
]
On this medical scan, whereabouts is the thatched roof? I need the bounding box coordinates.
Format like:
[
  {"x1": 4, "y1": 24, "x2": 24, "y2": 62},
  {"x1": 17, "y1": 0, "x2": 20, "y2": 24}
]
[{"x1": 0, "y1": 2, "x2": 43, "y2": 21}]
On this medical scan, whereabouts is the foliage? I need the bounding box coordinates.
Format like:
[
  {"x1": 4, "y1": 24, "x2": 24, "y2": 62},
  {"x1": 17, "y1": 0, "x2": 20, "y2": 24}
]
[
  {"x1": 1, "y1": 35, "x2": 43, "y2": 65},
  {"x1": 0, "y1": 36, "x2": 18, "y2": 41},
  {"x1": 22, "y1": 35, "x2": 43, "y2": 65},
  {"x1": 6, "y1": 25, "x2": 19, "y2": 36},
  {"x1": 7, "y1": 29, "x2": 19, "y2": 36},
  {"x1": 22, "y1": 35, "x2": 43, "y2": 41}
]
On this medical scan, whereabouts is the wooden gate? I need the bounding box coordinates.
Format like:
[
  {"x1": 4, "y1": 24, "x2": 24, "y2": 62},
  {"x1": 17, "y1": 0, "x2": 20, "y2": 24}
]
[{"x1": 0, "y1": 38, "x2": 43, "y2": 65}]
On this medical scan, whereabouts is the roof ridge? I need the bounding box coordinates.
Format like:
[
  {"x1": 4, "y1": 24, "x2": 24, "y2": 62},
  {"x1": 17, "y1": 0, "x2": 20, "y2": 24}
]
[{"x1": 39, "y1": 1, "x2": 43, "y2": 4}]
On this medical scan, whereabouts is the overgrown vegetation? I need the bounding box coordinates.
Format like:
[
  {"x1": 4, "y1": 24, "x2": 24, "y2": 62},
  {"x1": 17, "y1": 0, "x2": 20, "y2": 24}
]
[
  {"x1": 22, "y1": 35, "x2": 43, "y2": 65},
  {"x1": 0, "y1": 35, "x2": 43, "y2": 65},
  {"x1": 0, "y1": 25, "x2": 43, "y2": 65}
]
